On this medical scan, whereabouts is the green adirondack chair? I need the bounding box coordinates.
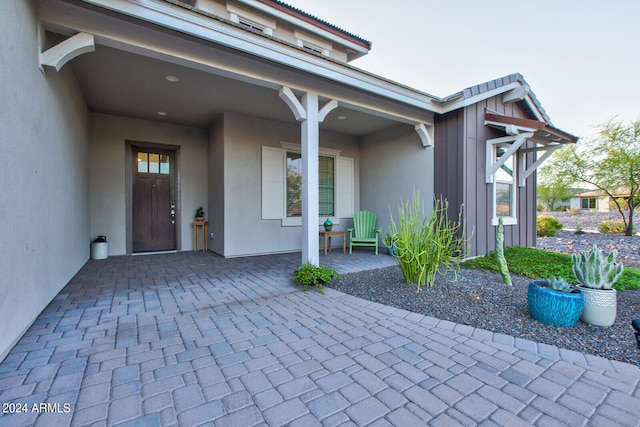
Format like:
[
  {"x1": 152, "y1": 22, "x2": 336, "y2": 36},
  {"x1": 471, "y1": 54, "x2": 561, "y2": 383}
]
[{"x1": 348, "y1": 211, "x2": 381, "y2": 255}]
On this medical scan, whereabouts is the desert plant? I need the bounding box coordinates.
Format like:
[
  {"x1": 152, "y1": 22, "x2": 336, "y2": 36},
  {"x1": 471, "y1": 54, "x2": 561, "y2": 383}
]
[
  {"x1": 388, "y1": 191, "x2": 470, "y2": 290},
  {"x1": 536, "y1": 215, "x2": 563, "y2": 237},
  {"x1": 571, "y1": 245, "x2": 624, "y2": 290},
  {"x1": 574, "y1": 223, "x2": 585, "y2": 235},
  {"x1": 548, "y1": 277, "x2": 572, "y2": 293},
  {"x1": 599, "y1": 220, "x2": 627, "y2": 235},
  {"x1": 496, "y1": 217, "x2": 512, "y2": 286},
  {"x1": 293, "y1": 262, "x2": 338, "y2": 293},
  {"x1": 565, "y1": 207, "x2": 581, "y2": 215}
]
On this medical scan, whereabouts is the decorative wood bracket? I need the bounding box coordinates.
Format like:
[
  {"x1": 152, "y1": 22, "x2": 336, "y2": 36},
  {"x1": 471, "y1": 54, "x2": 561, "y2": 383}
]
[
  {"x1": 485, "y1": 132, "x2": 533, "y2": 184},
  {"x1": 517, "y1": 143, "x2": 563, "y2": 187},
  {"x1": 40, "y1": 32, "x2": 95, "y2": 72},
  {"x1": 279, "y1": 87, "x2": 306, "y2": 121},
  {"x1": 279, "y1": 87, "x2": 337, "y2": 123},
  {"x1": 318, "y1": 100, "x2": 338, "y2": 123},
  {"x1": 414, "y1": 123, "x2": 434, "y2": 148}
]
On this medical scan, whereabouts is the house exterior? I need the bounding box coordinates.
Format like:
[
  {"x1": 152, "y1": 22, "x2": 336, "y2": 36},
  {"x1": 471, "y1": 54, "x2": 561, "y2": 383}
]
[
  {"x1": 570, "y1": 190, "x2": 631, "y2": 212},
  {"x1": 1, "y1": 0, "x2": 577, "y2": 361}
]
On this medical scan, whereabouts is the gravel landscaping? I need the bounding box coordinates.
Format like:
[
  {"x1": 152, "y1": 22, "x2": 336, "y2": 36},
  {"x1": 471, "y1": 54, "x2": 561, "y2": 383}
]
[{"x1": 327, "y1": 229, "x2": 640, "y2": 367}]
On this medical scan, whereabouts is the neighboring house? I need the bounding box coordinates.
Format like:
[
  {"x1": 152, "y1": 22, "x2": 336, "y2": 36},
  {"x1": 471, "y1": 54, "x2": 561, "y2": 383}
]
[
  {"x1": 570, "y1": 190, "x2": 632, "y2": 212},
  {"x1": 1, "y1": 0, "x2": 577, "y2": 361}
]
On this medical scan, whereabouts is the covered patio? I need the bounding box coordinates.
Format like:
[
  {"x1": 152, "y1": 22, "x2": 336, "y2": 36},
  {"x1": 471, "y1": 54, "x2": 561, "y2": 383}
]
[{"x1": 1, "y1": 251, "x2": 638, "y2": 426}]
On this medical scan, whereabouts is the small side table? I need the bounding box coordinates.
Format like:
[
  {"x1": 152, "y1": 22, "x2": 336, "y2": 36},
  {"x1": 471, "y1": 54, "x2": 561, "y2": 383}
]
[
  {"x1": 319, "y1": 230, "x2": 346, "y2": 256},
  {"x1": 192, "y1": 221, "x2": 208, "y2": 252}
]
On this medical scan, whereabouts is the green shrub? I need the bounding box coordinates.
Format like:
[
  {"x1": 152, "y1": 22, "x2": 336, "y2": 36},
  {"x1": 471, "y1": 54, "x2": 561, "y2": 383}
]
[
  {"x1": 293, "y1": 262, "x2": 338, "y2": 293},
  {"x1": 574, "y1": 224, "x2": 585, "y2": 235},
  {"x1": 536, "y1": 215, "x2": 563, "y2": 237},
  {"x1": 599, "y1": 220, "x2": 627, "y2": 234},
  {"x1": 388, "y1": 191, "x2": 470, "y2": 290}
]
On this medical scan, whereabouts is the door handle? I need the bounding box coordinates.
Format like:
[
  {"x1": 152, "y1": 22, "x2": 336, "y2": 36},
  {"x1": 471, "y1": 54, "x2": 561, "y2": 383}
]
[{"x1": 171, "y1": 202, "x2": 176, "y2": 224}]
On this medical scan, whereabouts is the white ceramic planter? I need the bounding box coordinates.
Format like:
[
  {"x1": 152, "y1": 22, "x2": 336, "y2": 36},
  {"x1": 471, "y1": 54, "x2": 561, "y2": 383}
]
[{"x1": 579, "y1": 287, "x2": 617, "y2": 327}]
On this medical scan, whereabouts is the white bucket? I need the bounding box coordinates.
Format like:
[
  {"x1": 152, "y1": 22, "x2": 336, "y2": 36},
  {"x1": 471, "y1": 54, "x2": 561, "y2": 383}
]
[{"x1": 91, "y1": 241, "x2": 108, "y2": 260}]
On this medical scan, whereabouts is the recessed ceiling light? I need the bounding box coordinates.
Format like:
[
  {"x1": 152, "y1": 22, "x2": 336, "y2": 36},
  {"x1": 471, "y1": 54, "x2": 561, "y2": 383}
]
[
  {"x1": 157, "y1": 111, "x2": 168, "y2": 116},
  {"x1": 165, "y1": 75, "x2": 179, "y2": 82},
  {"x1": 337, "y1": 115, "x2": 346, "y2": 120}
]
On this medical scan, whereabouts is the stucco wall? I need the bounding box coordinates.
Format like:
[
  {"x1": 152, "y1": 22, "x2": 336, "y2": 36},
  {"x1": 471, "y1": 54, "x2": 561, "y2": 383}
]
[
  {"x1": 0, "y1": 2, "x2": 90, "y2": 361},
  {"x1": 208, "y1": 117, "x2": 225, "y2": 254},
  {"x1": 221, "y1": 113, "x2": 360, "y2": 257},
  {"x1": 89, "y1": 114, "x2": 208, "y2": 254},
  {"x1": 360, "y1": 125, "x2": 434, "y2": 241}
]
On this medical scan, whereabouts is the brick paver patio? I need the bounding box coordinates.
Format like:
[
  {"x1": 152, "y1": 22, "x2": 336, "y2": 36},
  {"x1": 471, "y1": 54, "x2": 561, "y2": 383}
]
[{"x1": 0, "y1": 251, "x2": 639, "y2": 426}]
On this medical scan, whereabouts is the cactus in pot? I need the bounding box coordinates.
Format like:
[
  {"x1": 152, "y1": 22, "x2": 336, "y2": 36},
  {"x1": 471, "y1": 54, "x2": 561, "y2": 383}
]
[
  {"x1": 571, "y1": 244, "x2": 623, "y2": 290},
  {"x1": 571, "y1": 244, "x2": 623, "y2": 327}
]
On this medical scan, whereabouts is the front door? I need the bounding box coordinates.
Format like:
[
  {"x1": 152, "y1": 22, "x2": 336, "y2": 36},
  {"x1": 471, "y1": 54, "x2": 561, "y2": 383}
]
[{"x1": 132, "y1": 148, "x2": 176, "y2": 252}]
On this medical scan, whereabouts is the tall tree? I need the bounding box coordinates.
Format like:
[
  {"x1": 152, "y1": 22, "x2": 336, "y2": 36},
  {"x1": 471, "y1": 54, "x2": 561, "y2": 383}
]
[
  {"x1": 537, "y1": 164, "x2": 574, "y2": 211},
  {"x1": 549, "y1": 118, "x2": 640, "y2": 236}
]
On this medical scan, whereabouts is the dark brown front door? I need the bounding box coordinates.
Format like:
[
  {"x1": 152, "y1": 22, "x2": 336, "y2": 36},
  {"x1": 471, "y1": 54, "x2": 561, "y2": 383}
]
[{"x1": 132, "y1": 148, "x2": 176, "y2": 252}]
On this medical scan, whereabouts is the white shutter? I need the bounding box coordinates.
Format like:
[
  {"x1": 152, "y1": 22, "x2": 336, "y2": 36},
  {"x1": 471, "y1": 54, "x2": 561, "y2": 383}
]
[
  {"x1": 336, "y1": 156, "x2": 354, "y2": 218},
  {"x1": 262, "y1": 146, "x2": 285, "y2": 219}
]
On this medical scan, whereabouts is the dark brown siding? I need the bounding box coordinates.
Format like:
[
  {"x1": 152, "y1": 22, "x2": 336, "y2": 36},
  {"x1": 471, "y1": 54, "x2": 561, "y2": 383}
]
[{"x1": 435, "y1": 97, "x2": 538, "y2": 257}]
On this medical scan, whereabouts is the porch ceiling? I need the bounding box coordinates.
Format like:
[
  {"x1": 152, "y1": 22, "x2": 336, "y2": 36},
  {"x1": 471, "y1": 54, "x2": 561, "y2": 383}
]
[{"x1": 69, "y1": 44, "x2": 403, "y2": 136}]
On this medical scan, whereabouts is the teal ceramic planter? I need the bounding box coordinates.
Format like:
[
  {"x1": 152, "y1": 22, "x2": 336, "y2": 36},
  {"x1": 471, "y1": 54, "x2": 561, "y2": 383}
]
[
  {"x1": 386, "y1": 244, "x2": 397, "y2": 256},
  {"x1": 528, "y1": 281, "x2": 584, "y2": 328}
]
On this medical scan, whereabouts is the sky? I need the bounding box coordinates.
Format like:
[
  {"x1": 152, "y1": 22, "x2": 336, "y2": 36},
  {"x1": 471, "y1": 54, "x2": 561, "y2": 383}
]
[{"x1": 285, "y1": 0, "x2": 640, "y2": 140}]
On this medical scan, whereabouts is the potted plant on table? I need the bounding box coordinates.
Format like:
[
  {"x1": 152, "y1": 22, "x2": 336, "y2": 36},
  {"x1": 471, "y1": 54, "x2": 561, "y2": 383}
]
[
  {"x1": 195, "y1": 206, "x2": 205, "y2": 222},
  {"x1": 528, "y1": 277, "x2": 584, "y2": 328},
  {"x1": 571, "y1": 244, "x2": 624, "y2": 327}
]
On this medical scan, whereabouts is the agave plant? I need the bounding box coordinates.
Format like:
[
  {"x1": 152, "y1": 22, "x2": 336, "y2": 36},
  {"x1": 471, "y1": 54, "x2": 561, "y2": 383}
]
[
  {"x1": 571, "y1": 244, "x2": 624, "y2": 290},
  {"x1": 548, "y1": 277, "x2": 572, "y2": 293}
]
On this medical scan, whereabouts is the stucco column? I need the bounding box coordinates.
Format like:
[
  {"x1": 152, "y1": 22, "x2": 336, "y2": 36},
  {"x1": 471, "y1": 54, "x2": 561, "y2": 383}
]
[
  {"x1": 279, "y1": 87, "x2": 337, "y2": 265},
  {"x1": 301, "y1": 92, "x2": 320, "y2": 265}
]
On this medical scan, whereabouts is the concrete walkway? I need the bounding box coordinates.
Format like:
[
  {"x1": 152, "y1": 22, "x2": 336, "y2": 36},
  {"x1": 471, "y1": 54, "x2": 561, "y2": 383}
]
[{"x1": 0, "y1": 251, "x2": 639, "y2": 426}]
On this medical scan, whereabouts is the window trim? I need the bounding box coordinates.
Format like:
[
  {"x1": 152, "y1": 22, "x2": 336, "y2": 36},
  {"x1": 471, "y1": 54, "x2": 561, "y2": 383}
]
[
  {"x1": 227, "y1": 6, "x2": 275, "y2": 36},
  {"x1": 489, "y1": 143, "x2": 517, "y2": 226},
  {"x1": 293, "y1": 30, "x2": 332, "y2": 57},
  {"x1": 262, "y1": 144, "x2": 353, "y2": 227},
  {"x1": 281, "y1": 143, "x2": 341, "y2": 227}
]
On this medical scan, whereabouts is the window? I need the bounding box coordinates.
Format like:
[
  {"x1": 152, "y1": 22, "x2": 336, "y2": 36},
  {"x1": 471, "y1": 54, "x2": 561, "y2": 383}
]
[
  {"x1": 286, "y1": 152, "x2": 335, "y2": 217},
  {"x1": 137, "y1": 151, "x2": 170, "y2": 174},
  {"x1": 581, "y1": 197, "x2": 597, "y2": 210},
  {"x1": 492, "y1": 146, "x2": 516, "y2": 224},
  {"x1": 286, "y1": 152, "x2": 302, "y2": 216},
  {"x1": 319, "y1": 156, "x2": 335, "y2": 216},
  {"x1": 262, "y1": 145, "x2": 352, "y2": 225}
]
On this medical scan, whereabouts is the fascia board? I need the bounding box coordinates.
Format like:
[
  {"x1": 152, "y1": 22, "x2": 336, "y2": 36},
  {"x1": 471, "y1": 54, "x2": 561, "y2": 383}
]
[
  {"x1": 439, "y1": 83, "x2": 548, "y2": 124},
  {"x1": 439, "y1": 83, "x2": 521, "y2": 113},
  {"x1": 523, "y1": 95, "x2": 545, "y2": 122},
  {"x1": 236, "y1": 0, "x2": 369, "y2": 55},
  {"x1": 82, "y1": 0, "x2": 439, "y2": 112}
]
